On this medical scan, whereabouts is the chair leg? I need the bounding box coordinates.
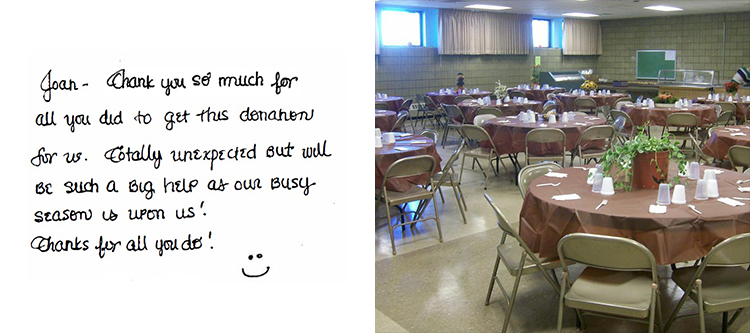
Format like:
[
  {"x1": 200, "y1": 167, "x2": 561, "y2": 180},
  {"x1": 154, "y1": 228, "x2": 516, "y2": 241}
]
[
  {"x1": 438, "y1": 187, "x2": 445, "y2": 203},
  {"x1": 697, "y1": 281, "x2": 706, "y2": 333},
  {"x1": 502, "y1": 268, "x2": 524, "y2": 333},
  {"x1": 557, "y1": 272, "x2": 567, "y2": 333},
  {"x1": 432, "y1": 193, "x2": 443, "y2": 243},
  {"x1": 450, "y1": 181, "x2": 467, "y2": 224},
  {"x1": 386, "y1": 204, "x2": 397, "y2": 255},
  {"x1": 456, "y1": 182, "x2": 468, "y2": 210},
  {"x1": 485, "y1": 255, "x2": 501, "y2": 305},
  {"x1": 459, "y1": 154, "x2": 467, "y2": 185},
  {"x1": 722, "y1": 312, "x2": 728, "y2": 333}
]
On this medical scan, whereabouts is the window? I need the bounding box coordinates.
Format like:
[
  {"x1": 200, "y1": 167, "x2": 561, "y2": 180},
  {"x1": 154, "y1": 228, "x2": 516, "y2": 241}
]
[
  {"x1": 380, "y1": 9, "x2": 423, "y2": 46},
  {"x1": 532, "y1": 19, "x2": 550, "y2": 48}
]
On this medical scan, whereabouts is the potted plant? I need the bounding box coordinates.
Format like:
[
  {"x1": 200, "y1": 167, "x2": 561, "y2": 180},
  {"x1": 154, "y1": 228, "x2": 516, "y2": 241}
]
[
  {"x1": 601, "y1": 126, "x2": 687, "y2": 191},
  {"x1": 494, "y1": 80, "x2": 508, "y2": 100},
  {"x1": 654, "y1": 93, "x2": 678, "y2": 107},
  {"x1": 725, "y1": 81, "x2": 739, "y2": 94},
  {"x1": 530, "y1": 65, "x2": 540, "y2": 87}
]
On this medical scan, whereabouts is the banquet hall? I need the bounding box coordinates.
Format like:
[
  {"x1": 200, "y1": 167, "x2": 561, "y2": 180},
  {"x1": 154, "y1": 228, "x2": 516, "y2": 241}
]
[{"x1": 374, "y1": 1, "x2": 750, "y2": 332}]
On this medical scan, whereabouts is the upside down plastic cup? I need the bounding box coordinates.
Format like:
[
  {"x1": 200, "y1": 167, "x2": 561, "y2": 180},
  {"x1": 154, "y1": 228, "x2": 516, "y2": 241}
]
[
  {"x1": 383, "y1": 132, "x2": 395, "y2": 145},
  {"x1": 375, "y1": 128, "x2": 381, "y2": 138},
  {"x1": 694, "y1": 179, "x2": 708, "y2": 200},
  {"x1": 672, "y1": 185, "x2": 687, "y2": 204},
  {"x1": 703, "y1": 169, "x2": 717, "y2": 181},
  {"x1": 549, "y1": 114, "x2": 557, "y2": 123},
  {"x1": 600, "y1": 177, "x2": 615, "y2": 196},
  {"x1": 592, "y1": 172, "x2": 604, "y2": 193},
  {"x1": 656, "y1": 183, "x2": 671, "y2": 205},
  {"x1": 706, "y1": 179, "x2": 719, "y2": 198},
  {"x1": 375, "y1": 136, "x2": 383, "y2": 148},
  {"x1": 688, "y1": 162, "x2": 700, "y2": 180}
]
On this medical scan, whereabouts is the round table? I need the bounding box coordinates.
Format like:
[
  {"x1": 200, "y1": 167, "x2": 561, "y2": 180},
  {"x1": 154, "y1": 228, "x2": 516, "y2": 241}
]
[
  {"x1": 519, "y1": 165, "x2": 750, "y2": 265},
  {"x1": 375, "y1": 96, "x2": 404, "y2": 111},
  {"x1": 482, "y1": 114, "x2": 607, "y2": 156},
  {"x1": 702, "y1": 125, "x2": 750, "y2": 160},
  {"x1": 375, "y1": 133, "x2": 442, "y2": 192},
  {"x1": 557, "y1": 93, "x2": 629, "y2": 111},
  {"x1": 426, "y1": 91, "x2": 492, "y2": 105},
  {"x1": 508, "y1": 87, "x2": 565, "y2": 101},
  {"x1": 457, "y1": 100, "x2": 542, "y2": 123},
  {"x1": 375, "y1": 110, "x2": 398, "y2": 132},
  {"x1": 621, "y1": 104, "x2": 717, "y2": 127},
  {"x1": 694, "y1": 97, "x2": 750, "y2": 121}
]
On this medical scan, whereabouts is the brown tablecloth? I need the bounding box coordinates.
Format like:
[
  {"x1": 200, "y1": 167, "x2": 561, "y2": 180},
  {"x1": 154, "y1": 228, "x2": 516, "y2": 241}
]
[
  {"x1": 426, "y1": 91, "x2": 492, "y2": 105},
  {"x1": 376, "y1": 96, "x2": 404, "y2": 111},
  {"x1": 375, "y1": 110, "x2": 398, "y2": 132},
  {"x1": 621, "y1": 104, "x2": 717, "y2": 127},
  {"x1": 694, "y1": 98, "x2": 750, "y2": 121},
  {"x1": 702, "y1": 125, "x2": 750, "y2": 160},
  {"x1": 557, "y1": 93, "x2": 629, "y2": 111},
  {"x1": 520, "y1": 165, "x2": 750, "y2": 265},
  {"x1": 482, "y1": 114, "x2": 606, "y2": 156},
  {"x1": 457, "y1": 100, "x2": 542, "y2": 123},
  {"x1": 375, "y1": 133, "x2": 442, "y2": 192},
  {"x1": 508, "y1": 87, "x2": 565, "y2": 101}
]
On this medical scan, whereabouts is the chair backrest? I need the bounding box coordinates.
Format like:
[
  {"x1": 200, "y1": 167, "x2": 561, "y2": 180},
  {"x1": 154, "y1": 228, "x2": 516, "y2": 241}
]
[
  {"x1": 375, "y1": 102, "x2": 389, "y2": 110},
  {"x1": 703, "y1": 233, "x2": 750, "y2": 266},
  {"x1": 476, "y1": 107, "x2": 504, "y2": 118},
  {"x1": 381, "y1": 155, "x2": 436, "y2": 188},
  {"x1": 419, "y1": 130, "x2": 438, "y2": 143},
  {"x1": 745, "y1": 168, "x2": 750, "y2": 175},
  {"x1": 729, "y1": 145, "x2": 750, "y2": 171},
  {"x1": 508, "y1": 90, "x2": 526, "y2": 99},
  {"x1": 391, "y1": 112, "x2": 408, "y2": 132},
  {"x1": 526, "y1": 128, "x2": 566, "y2": 144},
  {"x1": 453, "y1": 95, "x2": 473, "y2": 104},
  {"x1": 574, "y1": 97, "x2": 597, "y2": 110},
  {"x1": 473, "y1": 114, "x2": 497, "y2": 126},
  {"x1": 423, "y1": 96, "x2": 438, "y2": 110},
  {"x1": 688, "y1": 134, "x2": 710, "y2": 164},
  {"x1": 558, "y1": 233, "x2": 657, "y2": 277},
  {"x1": 579, "y1": 125, "x2": 615, "y2": 142},
  {"x1": 715, "y1": 111, "x2": 734, "y2": 127},
  {"x1": 434, "y1": 141, "x2": 465, "y2": 187},
  {"x1": 399, "y1": 99, "x2": 413, "y2": 112},
  {"x1": 716, "y1": 101, "x2": 736, "y2": 113},
  {"x1": 517, "y1": 162, "x2": 562, "y2": 197},
  {"x1": 442, "y1": 104, "x2": 466, "y2": 124},
  {"x1": 614, "y1": 97, "x2": 631, "y2": 106},
  {"x1": 665, "y1": 112, "x2": 699, "y2": 128},
  {"x1": 483, "y1": 194, "x2": 520, "y2": 242},
  {"x1": 613, "y1": 116, "x2": 626, "y2": 133},
  {"x1": 460, "y1": 124, "x2": 493, "y2": 143},
  {"x1": 610, "y1": 110, "x2": 633, "y2": 127},
  {"x1": 552, "y1": 89, "x2": 565, "y2": 94}
]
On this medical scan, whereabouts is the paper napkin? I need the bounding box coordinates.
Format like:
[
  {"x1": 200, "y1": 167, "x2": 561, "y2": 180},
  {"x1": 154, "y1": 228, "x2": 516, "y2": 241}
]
[
  {"x1": 738, "y1": 187, "x2": 750, "y2": 193},
  {"x1": 717, "y1": 197, "x2": 746, "y2": 207},
  {"x1": 649, "y1": 205, "x2": 667, "y2": 214},
  {"x1": 545, "y1": 172, "x2": 568, "y2": 178},
  {"x1": 552, "y1": 194, "x2": 580, "y2": 201},
  {"x1": 731, "y1": 133, "x2": 747, "y2": 136}
]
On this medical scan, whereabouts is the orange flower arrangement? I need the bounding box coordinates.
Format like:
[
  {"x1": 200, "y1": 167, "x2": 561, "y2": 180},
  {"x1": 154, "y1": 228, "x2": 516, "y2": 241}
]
[
  {"x1": 654, "y1": 93, "x2": 678, "y2": 104},
  {"x1": 725, "y1": 81, "x2": 739, "y2": 94}
]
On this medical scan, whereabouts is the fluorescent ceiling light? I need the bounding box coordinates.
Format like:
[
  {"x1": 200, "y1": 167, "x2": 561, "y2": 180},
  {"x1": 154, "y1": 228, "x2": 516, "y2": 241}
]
[
  {"x1": 465, "y1": 4, "x2": 511, "y2": 11},
  {"x1": 644, "y1": 5, "x2": 683, "y2": 12},
  {"x1": 562, "y1": 12, "x2": 599, "y2": 17}
]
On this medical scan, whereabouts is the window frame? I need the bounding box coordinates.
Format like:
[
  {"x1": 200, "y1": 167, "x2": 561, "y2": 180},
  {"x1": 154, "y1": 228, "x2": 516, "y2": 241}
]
[
  {"x1": 532, "y1": 18, "x2": 551, "y2": 48},
  {"x1": 379, "y1": 9, "x2": 425, "y2": 47}
]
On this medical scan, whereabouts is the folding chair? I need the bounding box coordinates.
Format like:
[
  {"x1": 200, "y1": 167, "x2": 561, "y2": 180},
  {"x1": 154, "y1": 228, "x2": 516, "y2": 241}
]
[
  {"x1": 525, "y1": 128, "x2": 567, "y2": 167},
  {"x1": 569, "y1": 125, "x2": 615, "y2": 166}
]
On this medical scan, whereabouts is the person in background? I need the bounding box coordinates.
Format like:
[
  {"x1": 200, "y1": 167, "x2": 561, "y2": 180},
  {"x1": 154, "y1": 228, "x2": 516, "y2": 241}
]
[{"x1": 733, "y1": 67, "x2": 749, "y2": 86}]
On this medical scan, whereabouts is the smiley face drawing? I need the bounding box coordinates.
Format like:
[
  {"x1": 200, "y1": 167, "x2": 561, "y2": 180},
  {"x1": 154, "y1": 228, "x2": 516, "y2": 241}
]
[{"x1": 242, "y1": 253, "x2": 270, "y2": 278}]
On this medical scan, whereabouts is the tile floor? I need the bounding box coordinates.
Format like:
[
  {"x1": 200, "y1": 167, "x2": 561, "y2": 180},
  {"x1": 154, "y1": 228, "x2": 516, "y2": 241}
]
[{"x1": 375, "y1": 120, "x2": 750, "y2": 333}]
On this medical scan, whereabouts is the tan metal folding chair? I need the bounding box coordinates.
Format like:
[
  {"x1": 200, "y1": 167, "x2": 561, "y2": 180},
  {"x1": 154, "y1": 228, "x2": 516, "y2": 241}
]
[
  {"x1": 453, "y1": 95, "x2": 473, "y2": 104},
  {"x1": 428, "y1": 141, "x2": 468, "y2": 223},
  {"x1": 441, "y1": 104, "x2": 466, "y2": 148},
  {"x1": 663, "y1": 112, "x2": 699, "y2": 156},
  {"x1": 574, "y1": 97, "x2": 598, "y2": 116},
  {"x1": 525, "y1": 128, "x2": 567, "y2": 166},
  {"x1": 459, "y1": 125, "x2": 503, "y2": 190},
  {"x1": 729, "y1": 145, "x2": 750, "y2": 172},
  {"x1": 517, "y1": 162, "x2": 563, "y2": 198},
  {"x1": 569, "y1": 125, "x2": 616, "y2": 166}
]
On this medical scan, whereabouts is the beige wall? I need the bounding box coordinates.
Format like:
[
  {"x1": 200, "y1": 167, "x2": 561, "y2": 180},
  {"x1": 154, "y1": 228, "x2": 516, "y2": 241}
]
[
  {"x1": 375, "y1": 11, "x2": 750, "y2": 98},
  {"x1": 375, "y1": 47, "x2": 597, "y2": 98},
  {"x1": 597, "y1": 12, "x2": 750, "y2": 83}
]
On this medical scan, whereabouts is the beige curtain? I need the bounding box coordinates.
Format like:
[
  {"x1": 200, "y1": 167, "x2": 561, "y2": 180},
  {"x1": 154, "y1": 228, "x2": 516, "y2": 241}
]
[
  {"x1": 563, "y1": 18, "x2": 602, "y2": 55},
  {"x1": 375, "y1": 9, "x2": 380, "y2": 55},
  {"x1": 439, "y1": 9, "x2": 532, "y2": 55}
]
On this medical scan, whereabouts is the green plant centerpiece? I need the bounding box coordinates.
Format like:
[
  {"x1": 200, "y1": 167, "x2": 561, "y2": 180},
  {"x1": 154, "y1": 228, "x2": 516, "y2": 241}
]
[
  {"x1": 494, "y1": 80, "x2": 508, "y2": 100},
  {"x1": 600, "y1": 126, "x2": 687, "y2": 191}
]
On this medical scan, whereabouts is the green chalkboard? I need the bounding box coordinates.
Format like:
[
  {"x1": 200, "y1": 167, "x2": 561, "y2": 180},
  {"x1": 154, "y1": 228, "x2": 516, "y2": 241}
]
[{"x1": 636, "y1": 50, "x2": 676, "y2": 80}]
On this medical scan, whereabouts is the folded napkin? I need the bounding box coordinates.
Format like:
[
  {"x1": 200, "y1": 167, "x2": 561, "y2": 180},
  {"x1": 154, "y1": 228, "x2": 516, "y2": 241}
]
[
  {"x1": 398, "y1": 133, "x2": 410, "y2": 137},
  {"x1": 649, "y1": 205, "x2": 667, "y2": 214},
  {"x1": 731, "y1": 133, "x2": 747, "y2": 136},
  {"x1": 717, "y1": 197, "x2": 746, "y2": 207},
  {"x1": 409, "y1": 140, "x2": 428, "y2": 144},
  {"x1": 587, "y1": 117, "x2": 599, "y2": 120},
  {"x1": 545, "y1": 172, "x2": 568, "y2": 178},
  {"x1": 394, "y1": 147, "x2": 410, "y2": 151},
  {"x1": 727, "y1": 128, "x2": 741, "y2": 132},
  {"x1": 506, "y1": 116, "x2": 517, "y2": 119},
  {"x1": 497, "y1": 120, "x2": 510, "y2": 123},
  {"x1": 552, "y1": 194, "x2": 580, "y2": 201},
  {"x1": 539, "y1": 123, "x2": 548, "y2": 127},
  {"x1": 738, "y1": 187, "x2": 750, "y2": 193},
  {"x1": 575, "y1": 122, "x2": 588, "y2": 126},
  {"x1": 502, "y1": 104, "x2": 509, "y2": 107}
]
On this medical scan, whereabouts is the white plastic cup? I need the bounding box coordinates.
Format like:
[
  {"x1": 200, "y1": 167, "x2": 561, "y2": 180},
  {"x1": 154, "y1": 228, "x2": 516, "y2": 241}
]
[
  {"x1": 600, "y1": 177, "x2": 615, "y2": 195},
  {"x1": 688, "y1": 162, "x2": 700, "y2": 180},
  {"x1": 375, "y1": 136, "x2": 383, "y2": 148},
  {"x1": 706, "y1": 179, "x2": 719, "y2": 198},
  {"x1": 592, "y1": 172, "x2": 604, "y2": 193},
  {"x1": 383, "y1": 94, "x2": 388, "y2": 99},
  {"x1": 703, "y1": 169, "x2": 717, "y2": 181},
  {"x1": 657, "y1": 183, "x2": 671, "y2": 205},
  {"x1": 694, "y1": 179, "x2": 709, "y2": 200},
  {"x1": 375, "y1": 128, "x2": 381, "y2": 137},
  {"x1": 519, "y1": 112, "x2": 527, "y2": 122},
  {"x1": 383, "y1": 132, "x2": 396, "y2": 145},
  {"x1": 549, "y1": 114, "x2": 557, "y2": 123},
  {"x1": 672, "y1": 185, "x2": 687, "y2": 204}
]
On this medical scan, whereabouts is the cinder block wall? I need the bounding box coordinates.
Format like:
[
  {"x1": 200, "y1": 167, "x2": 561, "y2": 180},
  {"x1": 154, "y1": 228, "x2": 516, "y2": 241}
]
[
  {"x1": 374, "y1": 47, "x2": 598, "y2": 99},
  {"x1": 597, "y1": 12, "x2": 750, "y2": 83}
]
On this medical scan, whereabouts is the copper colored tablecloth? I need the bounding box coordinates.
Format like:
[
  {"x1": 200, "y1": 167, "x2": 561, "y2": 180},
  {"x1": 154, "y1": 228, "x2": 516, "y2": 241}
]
[
  {"x1": 375, "y1": 110, "x2": 398, "y2": 132},
  {"x1": 426, "y1": 91, "x2": 492, "y2": 105},
  {"x1": 557, "y1": 93, "x2": 629, "y2": 111},
  {"x1": 457, "y1": 100, "x2": 542, "y2": 123},
  {"x1": 482, "y1": 114, "x2": 607, "y2": 156},
  {"x1": 376, "y1": 96, "x2": 404, "y2": 111},
  {"x1": 695, "y1": 98, "x2": 750, "y2": 121},
  {"x1": 702, "y1": 125, "x2": 750, "y2": 160},
  {"x1": 375, "y1": 133, "x2": 442, "y2": 192},
  {"x1": 621, "y1": 105, "x2": 717, "y2": 127},
  {"x1": 519, "y1": 165, "x2": 750, "y2": 265},
  {"x1": 508, "y1": 87, "x2": 564, "y2": 102}
]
